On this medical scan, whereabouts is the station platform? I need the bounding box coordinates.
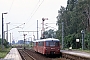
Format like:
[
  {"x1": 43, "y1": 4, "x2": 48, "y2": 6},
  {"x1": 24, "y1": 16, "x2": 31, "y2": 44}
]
[
  {"x1": 61, "y1": 50, "x2": 90, "y2": 59},
  {"x1": 4, "y1": 48, "x2": 22, "y2": 60}
]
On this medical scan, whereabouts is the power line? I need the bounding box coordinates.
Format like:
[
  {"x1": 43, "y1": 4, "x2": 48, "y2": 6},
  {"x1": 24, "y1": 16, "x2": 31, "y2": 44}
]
[
  {"x1": 29, "y1": 0, "x2": 44, "y2": 20},
  {"x1": 30, "y1": 0, "x2": 40, "y2": 18},
  {"x1": 8, "y1": 23, "x2": 25, "y2": 31},
  {"x1": 23, "y1": 0, "x2": 40, "y2": 29},
  {"x1": 23, "y1": 0, "x2": 44, "y2": 29},
  {"x1": 6, "y1": 0, "x2": 14, "y2": 20},
  {"x1": 8, "y1": 0, "x2": 14, "y2": 13}
]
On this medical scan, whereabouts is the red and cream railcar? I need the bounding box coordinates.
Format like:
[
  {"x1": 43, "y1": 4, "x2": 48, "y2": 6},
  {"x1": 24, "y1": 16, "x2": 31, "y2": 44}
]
[
  {"x1": 33, "y1": 40, "x2": 38, "y2": 52},
  {"x1": 33, "y1": 38, "x2": 60, "y2": 55}
]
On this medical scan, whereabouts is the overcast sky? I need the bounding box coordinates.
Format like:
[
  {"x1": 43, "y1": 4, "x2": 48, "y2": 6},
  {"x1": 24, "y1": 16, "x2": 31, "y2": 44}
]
[{"x1": 0, "y1": 0, "x2": 67, "y2": 43}]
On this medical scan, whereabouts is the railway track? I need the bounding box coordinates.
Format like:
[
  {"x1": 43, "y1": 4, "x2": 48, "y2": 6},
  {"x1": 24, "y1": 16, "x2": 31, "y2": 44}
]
[
  {"x1": 18, "y1": 49, "x2": 52, "y2": 60},
  {"x1": 24, "y1": 49, "x2": 52, "y2": 60},
  {"x1": 18, "y1": 49, "x2": 66, "y2": 60},
  {"x1": 18, "y1": 49, "x2": 36, "y2": 60}
]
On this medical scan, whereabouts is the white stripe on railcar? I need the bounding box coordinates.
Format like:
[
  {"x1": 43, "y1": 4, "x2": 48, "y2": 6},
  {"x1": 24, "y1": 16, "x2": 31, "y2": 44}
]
[{"x1": 37, "y1": 38, "x2": 60, "y2": 42}]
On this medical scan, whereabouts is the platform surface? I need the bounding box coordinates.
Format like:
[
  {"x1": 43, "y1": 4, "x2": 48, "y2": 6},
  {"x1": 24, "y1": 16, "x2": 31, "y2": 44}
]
[
  {"x1": 0, "y1": 48, "x2": 22, "y2": 60},
  {"x1": 61, "y1": 50, "x2": 90, "y2": 58}
]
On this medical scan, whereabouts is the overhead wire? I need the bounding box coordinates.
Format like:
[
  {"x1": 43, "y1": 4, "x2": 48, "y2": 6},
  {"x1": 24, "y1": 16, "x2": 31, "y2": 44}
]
[
  {"x1": 23, "y1": 0, "x2": 44, "y2": 29},
  {"x1": 8, "y1": 0, "x2": 14, "y2": 13},
  {"x1": 8, "y1": 23, "x2": 25, "y2": 31},
  {"x1": 22, "y1": 0, "x2": 40, "y2": 29},
  {"x1": 5, "y1": 0, "x2": 44, "y2": 39},
  {"x1": 6, "y1": 0, "x2": 14, "y2": 20},
  {"x1": 4, "y1": 0, "x2": 44, "y2": 41},
  {"x1": 29, "y1": 0, "x2": 40, "y2": 19},
  {"x1": 9, "y1": 23, "x2": 25, "y2": 27}
]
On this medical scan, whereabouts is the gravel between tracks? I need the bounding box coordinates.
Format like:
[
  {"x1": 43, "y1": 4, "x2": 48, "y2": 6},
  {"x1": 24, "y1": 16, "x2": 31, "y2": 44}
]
[{"x1": 18, "y1": 49, "x2": 66, "y2": 60}]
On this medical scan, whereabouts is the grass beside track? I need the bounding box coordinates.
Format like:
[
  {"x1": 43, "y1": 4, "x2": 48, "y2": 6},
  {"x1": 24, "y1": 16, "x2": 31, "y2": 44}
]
[{"x1": 0, "y1": 47, "x2": 11, "y2": 58}]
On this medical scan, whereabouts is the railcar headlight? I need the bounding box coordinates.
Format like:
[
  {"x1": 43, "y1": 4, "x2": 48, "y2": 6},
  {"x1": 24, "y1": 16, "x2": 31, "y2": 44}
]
[{"x1": 46, "y1": 48, "x2": 47, "y2": 50}]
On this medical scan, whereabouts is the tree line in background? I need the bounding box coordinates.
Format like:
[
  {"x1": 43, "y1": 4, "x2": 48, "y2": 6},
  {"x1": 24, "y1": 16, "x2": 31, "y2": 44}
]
[
  {"x1": 42, "y1": 29, "x2": 56, "y2": 39},
  {"x1": 56, "y1": 0, "x2": 90, "y2": 50}
]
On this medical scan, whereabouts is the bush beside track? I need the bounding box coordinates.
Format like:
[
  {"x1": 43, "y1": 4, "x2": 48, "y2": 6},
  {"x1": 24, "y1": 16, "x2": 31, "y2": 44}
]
[{"x1": 0, "y1": 47, "x2": 11, "y2": 58}]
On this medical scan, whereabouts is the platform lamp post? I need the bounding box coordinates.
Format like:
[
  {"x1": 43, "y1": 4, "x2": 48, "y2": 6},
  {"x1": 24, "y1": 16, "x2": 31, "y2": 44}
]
[
  {"x1": 81, "y1": 30, "x2": 85, "y2": 50},
  {"x1": 6, "y1": 22, "x2": 10, "y2": 42},
  {"x1": 1, "y1": 12, "x2": 7, "y2": 50}
]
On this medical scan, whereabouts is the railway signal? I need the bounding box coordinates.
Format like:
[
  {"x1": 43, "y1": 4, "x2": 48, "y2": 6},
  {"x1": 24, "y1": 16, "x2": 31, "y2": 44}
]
[
  {"x1": 18, "y1": 31, "x2": 37, "y2": 49},
  {"x1": 23, "y1": 34, "x2": 27, "y2": 49},
  {"x1": 41, "y1": 18, "x2": 48, "y2": 39}
]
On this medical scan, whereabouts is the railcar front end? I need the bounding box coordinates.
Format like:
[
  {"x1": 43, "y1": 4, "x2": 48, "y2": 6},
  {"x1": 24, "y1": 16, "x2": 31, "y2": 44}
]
[{"x1": 44, "y1": 40, "x2": 60, "y2": 55}]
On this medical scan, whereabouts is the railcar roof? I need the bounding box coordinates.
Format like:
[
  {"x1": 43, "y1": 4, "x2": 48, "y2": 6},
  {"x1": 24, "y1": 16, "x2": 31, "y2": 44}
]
[{"x1": 33, "y1": 38, "x2": 60, "y2": 42}]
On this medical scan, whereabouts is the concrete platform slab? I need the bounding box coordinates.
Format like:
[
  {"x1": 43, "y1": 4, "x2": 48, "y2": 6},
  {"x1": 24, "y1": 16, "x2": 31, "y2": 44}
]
[{"x1": 3, "y1": 48, "x2": 22, "y2": 60}]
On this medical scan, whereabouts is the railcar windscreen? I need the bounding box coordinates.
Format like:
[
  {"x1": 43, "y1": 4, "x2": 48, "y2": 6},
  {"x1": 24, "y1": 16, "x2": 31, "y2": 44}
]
[{"x1": 50, "y1": 42, "x2": 55, "y2": 46}]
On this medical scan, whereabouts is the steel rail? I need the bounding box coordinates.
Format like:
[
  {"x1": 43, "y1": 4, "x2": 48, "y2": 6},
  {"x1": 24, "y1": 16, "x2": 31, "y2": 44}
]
[
  {"x1": 19, "y1": 49, "x2": 36, "y2": 60},
  {"x1": 23, "y1": 50, "x2": 36, "y2": 60}
]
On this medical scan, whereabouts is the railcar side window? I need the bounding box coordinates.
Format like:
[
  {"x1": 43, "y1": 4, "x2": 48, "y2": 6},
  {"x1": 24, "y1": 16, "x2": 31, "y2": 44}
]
[
  {"x1": 46, "y1": 42, "x2": 49, "y2": 46},
  {"x1": 41, "y1": 42, "x2": 44, "y2": 46},
  {"x1": 38, "y1": 42, "x2": 44, "y2": 46}
]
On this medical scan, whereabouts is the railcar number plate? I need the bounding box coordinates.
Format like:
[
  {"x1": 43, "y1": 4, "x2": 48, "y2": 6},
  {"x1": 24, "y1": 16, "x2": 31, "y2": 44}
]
[{"x1": 51, "y1": 48, "x2": 55, "y2": 49}]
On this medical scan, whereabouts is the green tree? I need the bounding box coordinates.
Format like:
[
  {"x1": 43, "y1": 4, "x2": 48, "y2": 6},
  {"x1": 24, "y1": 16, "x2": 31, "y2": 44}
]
[
  {"x1": 56, "y1": 0, "x2": 90, "y2": 49},
  {"x1": 85, "y1": 32, "x2": 90, "y2": 50},
  {"x1": 0, "y1": 38, "x2": 9, "y2": 48},
  {"x1": 43, "y1": 29, "x2": 56, "y2": 38}
]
